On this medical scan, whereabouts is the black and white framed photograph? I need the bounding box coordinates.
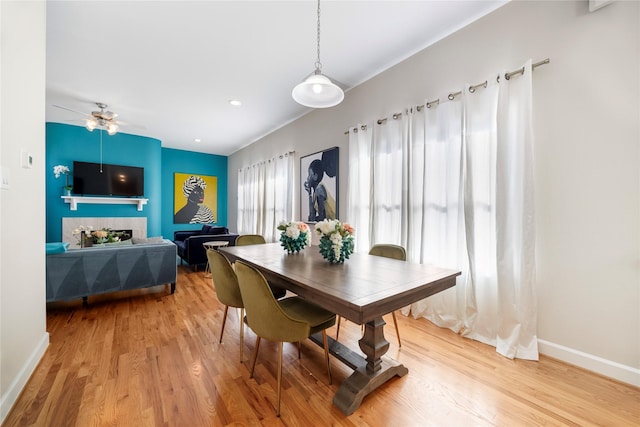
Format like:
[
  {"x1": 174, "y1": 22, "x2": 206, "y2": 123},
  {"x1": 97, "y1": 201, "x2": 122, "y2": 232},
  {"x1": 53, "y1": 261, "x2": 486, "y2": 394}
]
[{"x1": 300, "y1": 146, "x2": 339, "y2": 222}]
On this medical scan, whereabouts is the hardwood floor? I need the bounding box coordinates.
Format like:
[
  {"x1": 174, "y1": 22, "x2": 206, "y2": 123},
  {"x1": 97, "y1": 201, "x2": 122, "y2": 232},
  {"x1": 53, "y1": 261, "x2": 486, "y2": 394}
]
[{"x1": 5, "y1": 266, "x2": 639, "y2": 426}]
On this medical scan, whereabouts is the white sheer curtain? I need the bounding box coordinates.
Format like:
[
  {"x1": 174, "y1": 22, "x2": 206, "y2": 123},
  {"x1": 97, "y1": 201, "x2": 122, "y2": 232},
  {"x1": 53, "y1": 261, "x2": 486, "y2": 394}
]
[
  {"x1": 347, "y1": 124, "x2": 373, "y2": 252},
  {"x1": 371, "y1": 116, "x2": 408, "y2": 245},
  {"x1": 493, "y1": 60, "x2": 537, "y2": 359},
  {"x1": 346, "y1": 60, "x2": 537, "y2": 360},
  {"x1": 404, "y1": 100, "x2": 471, "y2": 332},
  {"x1": 237, "y1": 152, "x2": 294, "y2": 242}
]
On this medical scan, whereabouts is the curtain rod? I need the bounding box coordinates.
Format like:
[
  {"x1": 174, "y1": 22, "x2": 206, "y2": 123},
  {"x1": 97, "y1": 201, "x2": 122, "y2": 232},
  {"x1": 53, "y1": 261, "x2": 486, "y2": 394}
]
[
  {"x1": 238, "y1": 150, "x2": 295, "y2": 171},
  {"x1": 506, "y1": 58, "x2": 550, "y2": 80},
  {"x1": 345, "y1": 57, "x2": 550, "y2": 134},
  {"x1": 347, "y1": 124, "x2": 368, "y2": 134},
  {"x1": 441, "y1": 58, "x2": 550, "y2": 103}
]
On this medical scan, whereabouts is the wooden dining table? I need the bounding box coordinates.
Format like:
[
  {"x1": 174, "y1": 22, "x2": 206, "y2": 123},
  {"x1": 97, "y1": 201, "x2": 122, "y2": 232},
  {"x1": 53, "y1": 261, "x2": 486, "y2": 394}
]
[{"x1": 220, "y1": 243, "x2": 461, "y2": 415}]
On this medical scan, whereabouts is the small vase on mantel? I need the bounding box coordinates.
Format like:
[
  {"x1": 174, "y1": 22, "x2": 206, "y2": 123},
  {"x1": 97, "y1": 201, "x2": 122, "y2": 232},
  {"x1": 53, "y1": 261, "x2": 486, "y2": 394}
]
[
  {"x1": 80, "y1": 231, "x2": 92, "y2": 248},
  {"x1": 62, "y1": 187, "x2": 72, "y2": 197}
]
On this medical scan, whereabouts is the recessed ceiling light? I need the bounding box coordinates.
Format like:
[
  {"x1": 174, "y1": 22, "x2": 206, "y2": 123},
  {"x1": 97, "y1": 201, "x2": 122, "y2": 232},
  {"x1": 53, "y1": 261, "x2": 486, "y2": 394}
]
[
  {"x1": 229, "y1": 99, "x2": 242, "y2": 106},
  {"x1": 194, "y1": 138, "x2": 201, "y2": 143}
]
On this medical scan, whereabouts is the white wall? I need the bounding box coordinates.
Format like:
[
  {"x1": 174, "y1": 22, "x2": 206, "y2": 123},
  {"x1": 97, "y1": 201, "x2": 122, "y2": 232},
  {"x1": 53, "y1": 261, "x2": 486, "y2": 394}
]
[
  {"x1": 0, "y1": 1, "x2": 49, "y2": 422},
  {"x1": 228, "y1": 0, "x2": 640, "y2": 385}
]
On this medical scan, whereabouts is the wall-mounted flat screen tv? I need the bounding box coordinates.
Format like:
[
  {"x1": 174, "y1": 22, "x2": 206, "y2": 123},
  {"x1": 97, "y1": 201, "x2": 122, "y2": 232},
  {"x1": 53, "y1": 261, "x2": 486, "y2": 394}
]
[{"x1": 73, "y1": 161, "x2": 144, "y2": 197}]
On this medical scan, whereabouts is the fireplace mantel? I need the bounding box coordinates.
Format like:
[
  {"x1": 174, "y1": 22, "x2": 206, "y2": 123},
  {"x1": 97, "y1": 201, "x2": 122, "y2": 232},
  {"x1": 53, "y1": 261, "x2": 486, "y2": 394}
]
[{"x1": 61, "y1": 196, "x2": 149, "y2": 211}]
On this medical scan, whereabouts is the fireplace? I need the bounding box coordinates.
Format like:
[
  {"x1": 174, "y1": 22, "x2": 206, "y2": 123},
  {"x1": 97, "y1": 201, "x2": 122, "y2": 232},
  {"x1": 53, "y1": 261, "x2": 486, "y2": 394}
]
[
  {"x1": 62, "y1": 217, "x2": 147, "y2": 246},
  {"x1": 110, "y1": 229, "x2": 133, "y2": 241}
]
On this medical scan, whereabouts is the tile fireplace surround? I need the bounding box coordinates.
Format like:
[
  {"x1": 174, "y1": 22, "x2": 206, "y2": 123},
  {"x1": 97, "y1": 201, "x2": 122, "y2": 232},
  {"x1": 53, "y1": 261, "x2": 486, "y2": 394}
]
[{"x1": 62, "y1": 217, "x2": 147, "y2": 248}]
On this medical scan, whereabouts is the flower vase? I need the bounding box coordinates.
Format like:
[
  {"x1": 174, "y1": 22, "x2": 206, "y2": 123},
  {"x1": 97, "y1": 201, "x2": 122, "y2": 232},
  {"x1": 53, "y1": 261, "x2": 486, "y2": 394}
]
[
  {"x1": 62, "y1": 187, "x2": 72, "y2": 197},
  {"x1": 318, "y1": 235, "x2": 354, "y2": 264},
  {"x1": 79, "y1": 230, "x2": 93, "y2": 248},
  {"x1": 281, "y1": 238, "x2": 299, "y2": 254},
  {"x1": 277, "y1": 221, "x2": 311, "y2": 254}
]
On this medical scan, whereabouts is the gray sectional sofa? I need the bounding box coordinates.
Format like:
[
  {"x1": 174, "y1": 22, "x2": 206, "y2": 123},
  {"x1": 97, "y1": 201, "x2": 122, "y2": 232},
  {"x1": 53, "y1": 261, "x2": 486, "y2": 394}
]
[{"x1": 46, "y1": 239, "x2": 177, "y2": 303}]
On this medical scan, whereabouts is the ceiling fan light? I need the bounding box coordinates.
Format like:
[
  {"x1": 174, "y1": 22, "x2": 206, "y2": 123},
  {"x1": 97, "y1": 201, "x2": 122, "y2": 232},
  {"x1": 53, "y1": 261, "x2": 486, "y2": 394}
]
[
  {"x1": 292, "y1": 73, "x2": 344, "y2": 108},
  {"x1": 107, "y1": 122, "x2": 119, "y2": 135},
  {"x1": 85, "y1": 117, "x2": 98, "y2": 131}
]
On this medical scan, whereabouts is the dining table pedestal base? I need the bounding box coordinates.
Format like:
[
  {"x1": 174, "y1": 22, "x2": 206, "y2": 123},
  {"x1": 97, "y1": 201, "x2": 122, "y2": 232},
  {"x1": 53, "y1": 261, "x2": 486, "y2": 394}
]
[
  {"x1": 333, "y1": 356, "x2": 408, "y2": 415},
  {"x1": 310, "y1": 315, "x2": 408, "y2": 415}
]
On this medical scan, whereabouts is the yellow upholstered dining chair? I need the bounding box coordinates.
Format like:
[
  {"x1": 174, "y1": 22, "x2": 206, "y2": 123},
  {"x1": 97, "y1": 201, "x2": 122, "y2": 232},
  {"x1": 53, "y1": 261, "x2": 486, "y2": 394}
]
[
  {"x1": 235, "y1": 234, "x2": 267, "y2": 246},
  {"x1": 207, "y1": 249, "x2": 245, "y2": 362},
  {"x1": 234, "y1": 233, "x2": 286, "y2": 299},
  {"x1": 235, "y1": 261, "x2": 336, "y2": 417},
  {"x1": 335, "y1": 243, "x2": 407, "y2": 347}
]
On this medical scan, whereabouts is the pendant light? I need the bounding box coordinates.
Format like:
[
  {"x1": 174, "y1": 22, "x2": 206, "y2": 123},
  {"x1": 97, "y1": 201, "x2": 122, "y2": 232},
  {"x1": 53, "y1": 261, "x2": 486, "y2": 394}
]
[{"x1": 292, "y1": 0, "x2": 344, "y2": 108}]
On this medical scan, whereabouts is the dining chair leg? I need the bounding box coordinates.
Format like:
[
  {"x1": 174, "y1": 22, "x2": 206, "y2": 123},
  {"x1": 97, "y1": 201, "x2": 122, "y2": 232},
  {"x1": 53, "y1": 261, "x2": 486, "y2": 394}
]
[
  {"x1": 391, "y1": 311, "x2": 402, "y2": 348},
  {"x1": 297, "y1": 341, "x2": 301, "y2": 359},
  {"x1": 335, "y1": 316, "x2": 342, "y2": 341},
  {"x1": 249, "y1": 336, "x2": 261, "y2": 378},
  {"x1": 276, "y1": 341, "x2": 283, "y2": 417},
  {"x1": 322, "y1": 330, "x2": 332, "y2": 385},
  {"x1": 239, "y1": 308, "x2": 245, "y2": 362},
  {"x1": 219, "y1": 305, "x2": 229, "y2": 343}
]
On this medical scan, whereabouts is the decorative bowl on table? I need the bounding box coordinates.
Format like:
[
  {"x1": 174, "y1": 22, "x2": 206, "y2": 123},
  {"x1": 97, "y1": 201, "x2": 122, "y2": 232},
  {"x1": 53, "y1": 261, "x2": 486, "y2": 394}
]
[{"x1": 314, "y1": 219, "x2": 355, "y2": 263}]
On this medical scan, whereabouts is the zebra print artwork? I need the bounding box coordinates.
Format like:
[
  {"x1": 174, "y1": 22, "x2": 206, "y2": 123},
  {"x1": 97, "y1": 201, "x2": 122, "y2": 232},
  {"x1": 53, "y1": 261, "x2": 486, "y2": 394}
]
[{"x1": 174, "y1": 173, "x2": 217, "y2": 224}]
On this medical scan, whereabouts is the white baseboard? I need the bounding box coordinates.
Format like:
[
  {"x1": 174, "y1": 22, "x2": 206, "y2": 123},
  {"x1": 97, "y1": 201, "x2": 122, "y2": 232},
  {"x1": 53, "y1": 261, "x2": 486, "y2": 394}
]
[
  {"x1": 538, "y1": 339, "x2": 640, "y2": 387},
  {"x1": 0, "y1": 332, "x2": 49, "y2": 424}
]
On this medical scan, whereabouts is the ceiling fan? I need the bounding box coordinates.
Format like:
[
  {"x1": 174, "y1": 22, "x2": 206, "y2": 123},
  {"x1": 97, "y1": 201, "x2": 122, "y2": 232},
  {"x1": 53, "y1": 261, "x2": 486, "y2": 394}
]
[
  {"x1": 52, "y1": 101, "x2": 136, "y2": 171},
  {"x1": 53, "y1": 102, "x2": 127, "y2": 135}
]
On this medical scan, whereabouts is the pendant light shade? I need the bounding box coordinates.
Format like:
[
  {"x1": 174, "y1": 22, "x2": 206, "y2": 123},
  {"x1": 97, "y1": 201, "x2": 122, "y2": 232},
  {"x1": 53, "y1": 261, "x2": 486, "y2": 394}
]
[
  {"x1": 292, "y1": 71, "x2": 344, "y2": 108},
  {"x1": 292, "y1": 0, "x2": 343, "y2": 108}
]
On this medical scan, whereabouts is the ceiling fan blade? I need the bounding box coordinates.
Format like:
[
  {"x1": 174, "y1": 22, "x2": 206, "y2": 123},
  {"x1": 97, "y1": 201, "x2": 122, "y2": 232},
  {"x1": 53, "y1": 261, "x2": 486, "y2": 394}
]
[
  {"x1": 53, "y1": 104, "x2": 89, "y2": 117},
  {"x1": 117, "y1": 120, "x2": 147, "y2": 131},
  {"x1": 54, "y1": 103, "x2": 146, "y2": 132}
]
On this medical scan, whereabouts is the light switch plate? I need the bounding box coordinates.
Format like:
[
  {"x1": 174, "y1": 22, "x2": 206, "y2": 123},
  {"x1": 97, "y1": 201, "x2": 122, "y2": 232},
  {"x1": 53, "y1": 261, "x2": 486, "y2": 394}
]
[{"x1": 20, "y1": 150, "x2": 33, "y2": 169}]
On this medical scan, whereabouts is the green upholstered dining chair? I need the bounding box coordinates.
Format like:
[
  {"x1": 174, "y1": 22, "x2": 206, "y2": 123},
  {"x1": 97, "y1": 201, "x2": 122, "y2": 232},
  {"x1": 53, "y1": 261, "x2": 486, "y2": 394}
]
[
  {"x1": 235, "y1": 261, "x2": 336, "y2": 417},
  {"x1": 234, "y1": 233, "x2": 286, "y2": 299},
  {"x1": 235, "y1": 234, "x2": 267, "y2": 246},
  {"x1": 207, "y1": 249, "x2": 245, "y2": 362},
  {"x1": 335, "y1": 243, "x2": 407, "y2": 347}
]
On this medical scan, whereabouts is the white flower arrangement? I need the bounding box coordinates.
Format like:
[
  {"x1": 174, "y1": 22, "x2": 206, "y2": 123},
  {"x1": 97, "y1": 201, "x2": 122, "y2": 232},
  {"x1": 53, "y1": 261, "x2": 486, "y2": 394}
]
[
  {"x1": 314, "y1": 219, "x2": 355, "y2": 263},
  {"x1": 53, "y1": 165, "x2": 72, "y2": 190}
]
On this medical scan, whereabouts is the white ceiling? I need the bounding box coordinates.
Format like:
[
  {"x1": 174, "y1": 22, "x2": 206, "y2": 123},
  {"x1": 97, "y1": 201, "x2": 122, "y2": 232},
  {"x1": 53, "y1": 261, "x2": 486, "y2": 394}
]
[{"x1": 46, "y1": 0, "x2": 507, "y2": 156}]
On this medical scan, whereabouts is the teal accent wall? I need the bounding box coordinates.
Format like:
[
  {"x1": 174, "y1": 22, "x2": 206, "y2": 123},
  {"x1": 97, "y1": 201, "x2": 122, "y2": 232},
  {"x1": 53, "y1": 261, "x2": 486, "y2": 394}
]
[
  {"x1": 46, "y1": 123, "x2": 162, "y2": 242},
  {"x1": 161, "y1": 147, "x2": 229, "y2": 239},
  {"x1": 46, "y1": 123, "x2": 229, "y2": 243}
]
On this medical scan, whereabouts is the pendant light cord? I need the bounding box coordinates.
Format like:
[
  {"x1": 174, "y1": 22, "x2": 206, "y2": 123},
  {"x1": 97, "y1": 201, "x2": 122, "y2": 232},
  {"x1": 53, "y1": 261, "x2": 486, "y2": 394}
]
[
  {"x1": 291, "y1": 0, "x2": 343, "y2": 108},
  {"x1": 315, "y1": 0, "x2": 322, "y2": 72},
  {"x1": 100, "y1": 127, "x2": 103, "y2": 173}
]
